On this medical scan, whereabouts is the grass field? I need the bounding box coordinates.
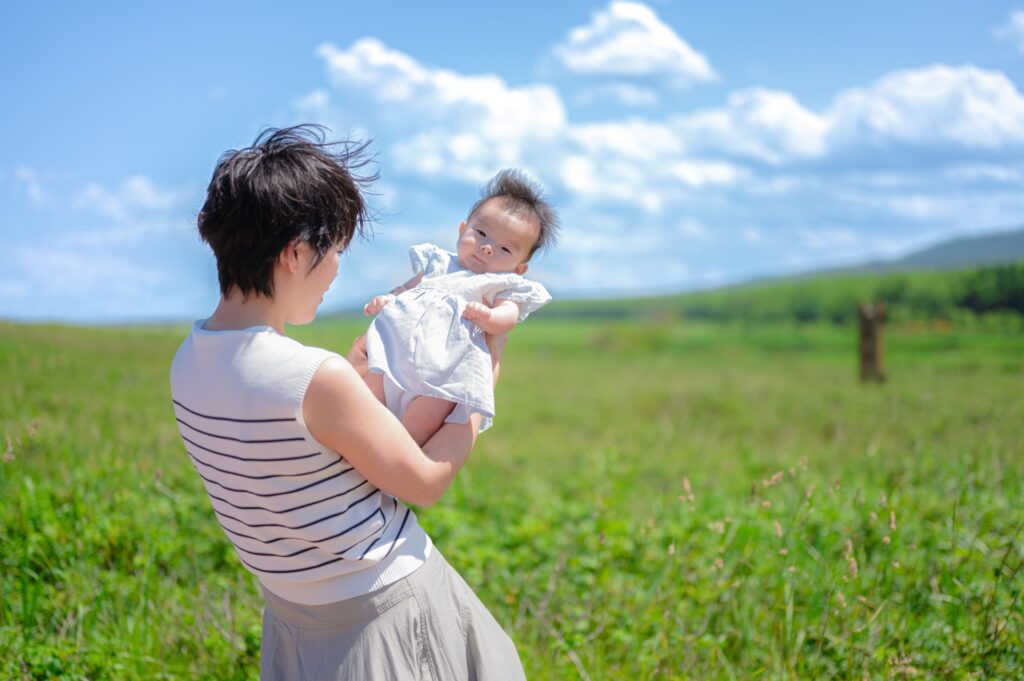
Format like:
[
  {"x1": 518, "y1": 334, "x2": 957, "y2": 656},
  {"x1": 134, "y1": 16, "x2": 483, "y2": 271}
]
[{"x1": 1, "y1": 317, "x2": 1022, "y2": 679}]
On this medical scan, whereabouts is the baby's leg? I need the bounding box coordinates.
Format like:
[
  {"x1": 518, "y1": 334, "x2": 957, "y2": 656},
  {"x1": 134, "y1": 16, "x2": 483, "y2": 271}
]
[
  {"x1": 363, "y1": 372, "x2": 387, "y2": 406},
  {"x1": 402, "y1": 396, "x2": 456, "y2": 447}
]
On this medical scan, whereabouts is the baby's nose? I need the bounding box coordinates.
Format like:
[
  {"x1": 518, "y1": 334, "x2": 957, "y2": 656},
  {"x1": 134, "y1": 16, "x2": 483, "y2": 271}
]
[{"x1": 480, "y1": 244, "x2": 493, "y2": 256}]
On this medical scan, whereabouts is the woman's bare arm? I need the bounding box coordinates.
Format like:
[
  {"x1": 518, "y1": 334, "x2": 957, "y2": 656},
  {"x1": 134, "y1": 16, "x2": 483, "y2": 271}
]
[
  {"x1": 304, "y1": 330, "x2": 508, "y2": 507},
  {"x1": 303, "y1": 358, "x2": 481, "y2": 507}
]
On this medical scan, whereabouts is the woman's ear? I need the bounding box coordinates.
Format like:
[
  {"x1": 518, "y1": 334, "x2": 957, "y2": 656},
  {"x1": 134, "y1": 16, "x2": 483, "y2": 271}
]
[{"x1": 279, "y1": 240, "x2": 303, "y2": 274}]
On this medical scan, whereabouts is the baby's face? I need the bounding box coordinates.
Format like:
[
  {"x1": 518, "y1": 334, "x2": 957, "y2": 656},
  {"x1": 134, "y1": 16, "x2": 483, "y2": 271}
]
[{"x1": 457, "y1": 198, "x2": 539, "y2": 275}]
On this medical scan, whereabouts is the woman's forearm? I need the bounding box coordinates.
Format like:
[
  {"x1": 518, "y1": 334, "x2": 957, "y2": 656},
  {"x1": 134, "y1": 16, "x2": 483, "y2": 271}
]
[{"x1": 417, "y1": 413, "x2": 483, "y2": 505}]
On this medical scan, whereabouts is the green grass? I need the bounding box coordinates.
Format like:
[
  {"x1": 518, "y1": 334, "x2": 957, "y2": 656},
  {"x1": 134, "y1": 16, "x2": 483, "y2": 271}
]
[{"x1": 1, "y1": 318, "x2": 1022, "y2": 679}]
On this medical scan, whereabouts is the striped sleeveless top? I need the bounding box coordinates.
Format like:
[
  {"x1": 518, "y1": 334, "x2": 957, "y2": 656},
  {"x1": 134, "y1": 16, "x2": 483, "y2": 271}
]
[{"x1": 170, "y1": 320, "x2": 430, "y2": 605}]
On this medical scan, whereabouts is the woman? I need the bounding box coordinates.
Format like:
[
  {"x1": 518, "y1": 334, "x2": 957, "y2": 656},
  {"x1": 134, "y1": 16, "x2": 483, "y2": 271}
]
[{"x1": 170, "y1": 125, "x2": 526, "y2": 680}]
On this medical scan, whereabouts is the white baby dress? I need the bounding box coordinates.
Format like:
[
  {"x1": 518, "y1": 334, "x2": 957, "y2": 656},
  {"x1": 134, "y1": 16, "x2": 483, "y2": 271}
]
[{"x1": 366, "y1": 242, "x2": 551, "y2": 433}]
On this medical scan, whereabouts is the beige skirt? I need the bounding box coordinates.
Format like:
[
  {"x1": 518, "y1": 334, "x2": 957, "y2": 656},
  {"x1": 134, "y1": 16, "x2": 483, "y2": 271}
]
[{"x1": 259, "y1": 549, "x2": 526, "y2": 680}]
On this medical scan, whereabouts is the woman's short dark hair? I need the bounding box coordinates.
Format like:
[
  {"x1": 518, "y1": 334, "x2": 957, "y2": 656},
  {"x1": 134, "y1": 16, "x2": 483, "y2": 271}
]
[
  {"x1": 468, "y1": 169, "x2": 558, "y2": 259},
  {"x1": 198, "y1": 124, "x2": 375, "y2": 298}
]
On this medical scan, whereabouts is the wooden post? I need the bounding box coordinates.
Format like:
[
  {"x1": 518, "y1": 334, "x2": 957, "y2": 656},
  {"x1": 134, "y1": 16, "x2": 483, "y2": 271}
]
[{"x1": 858, "y1": 303, "x2": 887, "y2": 383}]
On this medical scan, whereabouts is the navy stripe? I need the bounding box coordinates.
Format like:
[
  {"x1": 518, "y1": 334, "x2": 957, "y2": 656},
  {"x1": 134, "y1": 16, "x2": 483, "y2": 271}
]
[
  {"x1": 232, "y1": 543, "x2": 319, "y2": 559},
  {"x1": 212, "y1": 487, "x2": 380, "y2": 531},
  {"x1": 202, "y1": 478, "x2": 370, "y2": 516},
  {"x1": 360, "y1": 496, "x2": 399, "y2": 559},
  {"x1": 230, "y1": 510, "x2": 386, "y2": 560},
  {"x1": 218, "y1": 505, "x2": 379, "y2": 547},
  {"x1": 191, "y1": 464, "x2": 355, "y2": 498},
  {"x1": 382, "y1": 508, "x2": 411, "y2": 560},
  {"x1": 217, "y1": 499, "x2": 385, "y2": 548},
  {"x1": 177, "y1": 417, "x2": 305, "y2": 444},
  {"x1": 332, "y1": 510, "x2": 387, "y2": 555},
  {"x1": 186, "y1": 448, "x2": 341, "y2": 480},
  {"x1": 173, "y1": 399, "x2": 295, "y2": 423},
  {"x1": 180, "y1": 434, "x2": 323, "y2": 463},
  {"x1": 220, "y1": 505, "x2": 383, "y2": 553}
]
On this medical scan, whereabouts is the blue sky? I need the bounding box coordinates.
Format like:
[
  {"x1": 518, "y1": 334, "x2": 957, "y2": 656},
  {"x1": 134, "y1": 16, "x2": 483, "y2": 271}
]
[{"x1": 3, "y1": 1, "x2": 1024, "y2": 322}]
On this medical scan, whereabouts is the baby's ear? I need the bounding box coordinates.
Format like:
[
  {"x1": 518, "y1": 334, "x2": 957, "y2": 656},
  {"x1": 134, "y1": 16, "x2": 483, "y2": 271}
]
[
  {"x1": 458, "y1": 220, "x2": 467, "y2": 235},
  {"x1": 515, "y1": 262, "x2": 529, "y2": 276}
]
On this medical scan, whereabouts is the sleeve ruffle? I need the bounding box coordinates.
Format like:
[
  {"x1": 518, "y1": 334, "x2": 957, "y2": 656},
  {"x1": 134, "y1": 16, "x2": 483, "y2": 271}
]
[
  {"x1": 494, "y1": 278, "x2": 552, "y2": 322},
  {"x1": 408, "y1": 243, "x2": 450, "y2": 276}
]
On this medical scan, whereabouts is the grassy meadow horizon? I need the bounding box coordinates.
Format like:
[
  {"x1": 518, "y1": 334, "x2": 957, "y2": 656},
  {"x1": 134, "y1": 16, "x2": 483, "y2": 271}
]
[{"x1": 2, "y1": 306, "x2": 1022, "y2": 678}]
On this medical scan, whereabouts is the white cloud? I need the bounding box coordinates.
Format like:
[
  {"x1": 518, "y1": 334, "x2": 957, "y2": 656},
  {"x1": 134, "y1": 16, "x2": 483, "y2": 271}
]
[
  {"x1": 993, "y1": 9, "x2": 1024, "y2": 54},
  {"x1": 741, "y1": 174, "x2": 812, "y2": 197},
  {"x1": 573, "y1": 82, "x2": 660, "y2": 107},
  {"x1": 293, "y1": 88, "x2": 330, "y2": 111},
  {"x1": 549, "y1": 252, "x2": 690, "y2": 293},
  {"x1": 14, "y1": 166, "x2": 48, "y2": 207},
  {"x1": 945, "y1": 163, "x2": 1024, "y2": 184},
  {"x1": 670, "y1": 160, "x2": 746, "y2": 188},
  {"x1": 843, "y1": 171, "x2": 920, "y2": 189},
  {"x1": 58, "y1": 215, "x2": 195, "y2": 248},
  {"x1": 553, "y1": 1, "x2": 715, "y2": 86},
  {"x1": 891, "y1": 195, "x2": 965, "y2": 221},
  {"x1": 315, "y1": 38, "x2": 566, "y2": 182},
  {"x1": 559, "y1": 154, "x2": 665, "y2": 213},
  {"x1": 559, "y1": 122, "x2": 744, "y2": 210},
  {"x1": 677, "y1": 219, "x2": 710, "y2": 239},
  {"x1": 296, "y1": 37, "x2": 1024, "y2": 304},
  {"x1": 834, "y1": 189, "x2": 1024, "y2": 227},
  {"x1": 568, "y1": 119, "x2": 682, "y2": 160},
  {"x1": 827, "y1": 64, "x2": 1024, "y2": 149},
  {"x1": 75, "y1": 175, "x2": 188, "y2": 219},
  {"x1": 740, "y1": 226, "x2": 765, "y2": 244},
  {"x1": 672, "y1": 88, "x2": 828, "y2": 164},
  {"x1": 308, "y1": 35, "x2": 1024, "y2": 220},
  {"x1": 559, "y1": 228, "x2": 662, "y2": 255},
  {"x1": 49, "y1": 250, "x2": 164, "y2": 290}
]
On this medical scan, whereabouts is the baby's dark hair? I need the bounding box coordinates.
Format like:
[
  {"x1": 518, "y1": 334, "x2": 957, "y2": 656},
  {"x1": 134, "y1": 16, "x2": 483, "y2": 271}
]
[
  {"x1": 198, "y1": 124, "x2": 375, "y2": 298},
  {"x1": 468, "y1": 169, "x2": 558, "y2": 259}
]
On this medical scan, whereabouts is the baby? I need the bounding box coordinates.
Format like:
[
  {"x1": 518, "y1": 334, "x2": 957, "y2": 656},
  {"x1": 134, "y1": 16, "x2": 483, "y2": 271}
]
[{"x1": 363, "y1": 169, "x2": 558, "y2": 445}]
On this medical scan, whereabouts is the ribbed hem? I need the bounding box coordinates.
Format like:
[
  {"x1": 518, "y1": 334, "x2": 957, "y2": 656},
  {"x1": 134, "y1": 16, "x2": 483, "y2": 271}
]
[{"x1": 258, "y1": 526, "x2": 433, "y2": 606}]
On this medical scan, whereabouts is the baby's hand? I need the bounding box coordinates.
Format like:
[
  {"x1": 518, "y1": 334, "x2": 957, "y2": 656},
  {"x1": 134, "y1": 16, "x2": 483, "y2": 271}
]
[
  {"x1": 363, "y1": 294, "x2": 396, "y2": 316},
  {"x1": 462, "y1": 302, "x2": 493, "y2": 325}
]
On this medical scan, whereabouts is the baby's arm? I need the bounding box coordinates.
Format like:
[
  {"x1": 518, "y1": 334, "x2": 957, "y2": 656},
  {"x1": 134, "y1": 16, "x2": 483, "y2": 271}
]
[
  {"x1": 462, "y1": 299, "x2": 520, "y2": 336},
  {"x1": 363, "y1": 271, "x2": 425, "y2": 315}
]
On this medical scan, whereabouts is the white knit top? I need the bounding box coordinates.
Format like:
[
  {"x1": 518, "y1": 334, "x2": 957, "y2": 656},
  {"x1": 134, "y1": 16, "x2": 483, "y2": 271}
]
[{"x1": 170, "y1": 320, "x2": 431, "y2": 605}]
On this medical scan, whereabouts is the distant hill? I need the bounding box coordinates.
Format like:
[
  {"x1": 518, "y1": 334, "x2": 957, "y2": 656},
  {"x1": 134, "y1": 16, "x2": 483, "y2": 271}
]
[
  {"x1": 538, "y1": 260, "x2": 1024, "y2": 325},
  {"x1": 804, "y1": 225, "x2": 1024, "y2": 277}
]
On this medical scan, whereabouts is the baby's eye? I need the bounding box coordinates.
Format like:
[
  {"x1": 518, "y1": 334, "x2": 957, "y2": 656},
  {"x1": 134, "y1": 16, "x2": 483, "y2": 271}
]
[
  {"x1": 501, "y1": 247, "x2": 512, "y2": 254},
  {"x1": 476, "y1": 229, "x2": 486, "y2": 237}
]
